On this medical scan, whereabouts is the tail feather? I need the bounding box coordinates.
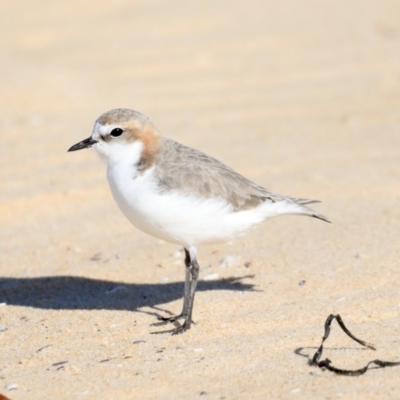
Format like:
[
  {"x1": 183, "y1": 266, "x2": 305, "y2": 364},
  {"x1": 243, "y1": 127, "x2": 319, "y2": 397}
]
[
  {"x1": 260, "y1": 198, "x2": 331, "y2": 223},
  {"x1": 287, "y1": 196, "x2": 321, "y2": 206},
  {"x1": 285, "y1": 196, "x2": 330, "y2": 223},
  {"x1": 305, "y1": 208, "x2": 331, "y2": 223},
  {"x1": 293, "y1": 202, "x2": 331, "y2": 223}
]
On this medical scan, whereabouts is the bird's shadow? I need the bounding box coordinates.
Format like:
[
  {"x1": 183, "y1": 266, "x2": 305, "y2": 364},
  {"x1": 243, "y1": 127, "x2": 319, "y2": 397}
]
[{"x1": 0, "y1": 275, "x2": 256, "y2": 314}]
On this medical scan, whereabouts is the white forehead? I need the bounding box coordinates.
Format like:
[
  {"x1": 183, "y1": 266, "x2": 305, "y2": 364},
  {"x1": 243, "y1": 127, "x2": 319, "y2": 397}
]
[{"x1": 92, "y1": 122, "x2": 119, "y2": 140}]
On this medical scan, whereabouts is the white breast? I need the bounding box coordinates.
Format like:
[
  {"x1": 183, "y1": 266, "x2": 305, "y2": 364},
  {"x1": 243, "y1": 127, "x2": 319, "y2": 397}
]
[{"x1": 106, "y1": 161, "x2": 271, "y2": 247}]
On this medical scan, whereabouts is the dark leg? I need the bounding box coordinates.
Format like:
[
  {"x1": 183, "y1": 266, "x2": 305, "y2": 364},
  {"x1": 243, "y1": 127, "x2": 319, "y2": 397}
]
[
  {"x1": 178, "y1": 256, "x2": 199, "y2": 332},
  {"x1": 158, "y1": 247, "x2": 200, "y2": 334},
  {"x1": 181, "y1": 248, "x2": 192, "y2": 316},
  {"x1": 158, "y1": 248, "x2": 192, "y2": 323}
]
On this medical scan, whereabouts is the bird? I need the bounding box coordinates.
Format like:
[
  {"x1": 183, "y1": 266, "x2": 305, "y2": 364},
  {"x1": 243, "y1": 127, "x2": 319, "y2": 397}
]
[{"x1": 68, "y1": 108, "x2": 330, "y2": 334}]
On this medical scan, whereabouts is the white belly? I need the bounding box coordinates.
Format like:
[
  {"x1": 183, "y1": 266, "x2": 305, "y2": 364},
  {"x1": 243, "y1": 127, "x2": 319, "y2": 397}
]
[{"x1": 106, "y1": 164, "x2": 266, "y2": 247}]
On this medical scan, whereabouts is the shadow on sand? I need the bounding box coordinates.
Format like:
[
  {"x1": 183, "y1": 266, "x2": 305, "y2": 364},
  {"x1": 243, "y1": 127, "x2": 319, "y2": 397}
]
[{"x1": 0, "y1": 275, "x2": 255, "y2": 313}]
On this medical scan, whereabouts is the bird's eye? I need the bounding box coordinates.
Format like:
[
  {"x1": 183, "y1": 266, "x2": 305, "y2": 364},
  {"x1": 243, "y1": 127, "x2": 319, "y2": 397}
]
[{"x1": 110, "y1": 128, "x2": 124, "y2": 137}]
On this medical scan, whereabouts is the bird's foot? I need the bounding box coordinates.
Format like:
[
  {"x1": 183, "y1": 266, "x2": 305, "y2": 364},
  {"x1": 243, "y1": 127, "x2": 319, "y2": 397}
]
[
  {"x1": 171, "y1": 320, "x2": 191, "y2": 335},
  {"x1": 157, "y1": 313, "x2": 185, "y2": 324},
  {"x1": 151, "y1": 315, "x2": 194, "y2": 335}
]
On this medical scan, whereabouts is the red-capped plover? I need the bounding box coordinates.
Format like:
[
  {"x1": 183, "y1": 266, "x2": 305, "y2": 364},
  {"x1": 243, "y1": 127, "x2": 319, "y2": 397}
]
[{"x1": 68, "y1": 108, "x2": 330, "y2": 334}]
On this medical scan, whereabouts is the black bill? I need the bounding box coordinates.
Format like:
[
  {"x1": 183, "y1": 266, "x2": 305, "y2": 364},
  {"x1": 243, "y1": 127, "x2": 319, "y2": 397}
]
[{"x1": 68, "y1": 137, "x2": 98, "y2": 152}]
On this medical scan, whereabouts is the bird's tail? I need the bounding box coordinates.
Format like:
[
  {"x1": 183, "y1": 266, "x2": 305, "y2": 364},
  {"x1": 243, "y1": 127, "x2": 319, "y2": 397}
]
[
  {"x1": 260, "y1": 197, "x2": 331, "y2": 223},
  {"x1": 292, "y1": 197, "x2": 331, "y2": 223},
  {"x1": 296, "y1": 203, "x2": 331, "y2": 223},
  {"x1": 287, "y1": 196, "x2": 321, "y2": 206}
]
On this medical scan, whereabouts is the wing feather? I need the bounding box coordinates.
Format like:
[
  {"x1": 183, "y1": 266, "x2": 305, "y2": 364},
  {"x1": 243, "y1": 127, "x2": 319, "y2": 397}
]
[{"x1": 153, "y1": 139, "x2": 320, "y2": 213}]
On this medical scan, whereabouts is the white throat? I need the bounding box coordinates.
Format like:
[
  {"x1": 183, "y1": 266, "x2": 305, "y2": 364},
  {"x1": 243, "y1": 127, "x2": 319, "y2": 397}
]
[
  {"x1": 93, "y1": 140, "x2": 144, "y2": 167},
  {"x1": 91, "y1": 122, "x2": 145, "y2": 167}
]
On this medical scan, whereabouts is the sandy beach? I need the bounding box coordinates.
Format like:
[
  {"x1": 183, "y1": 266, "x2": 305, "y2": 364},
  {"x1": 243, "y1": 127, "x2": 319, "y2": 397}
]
[{"x1": 1, "y1": 0, "x2": 400, "y2": 398}]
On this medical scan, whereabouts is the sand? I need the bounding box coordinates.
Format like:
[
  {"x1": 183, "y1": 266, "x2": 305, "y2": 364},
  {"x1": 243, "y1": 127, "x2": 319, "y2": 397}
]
[{"x1": 1, "y1": 0, "x2": 400, "y2": 398}]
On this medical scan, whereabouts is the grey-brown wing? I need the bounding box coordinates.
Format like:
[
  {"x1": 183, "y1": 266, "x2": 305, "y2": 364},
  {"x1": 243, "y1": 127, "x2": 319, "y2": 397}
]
[{"x1": 153, "y1": 139, "x2": 290, "y2": 211}]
